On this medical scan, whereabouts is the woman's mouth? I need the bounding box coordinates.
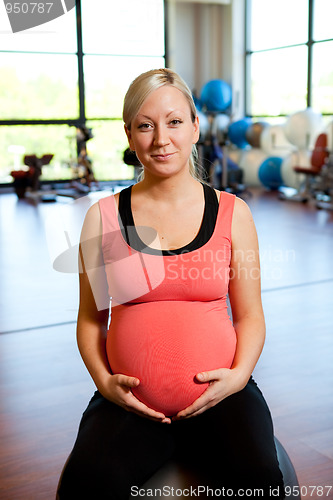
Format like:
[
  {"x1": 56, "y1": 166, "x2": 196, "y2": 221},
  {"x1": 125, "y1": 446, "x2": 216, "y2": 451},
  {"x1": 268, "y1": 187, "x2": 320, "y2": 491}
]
[{"x1": 151, "y1": 153, "x2": 175, "y2": 161}]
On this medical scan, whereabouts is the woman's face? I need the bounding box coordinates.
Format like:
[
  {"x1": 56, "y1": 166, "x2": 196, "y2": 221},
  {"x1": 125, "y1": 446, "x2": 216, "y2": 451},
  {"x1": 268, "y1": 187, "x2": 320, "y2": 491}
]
[{"x1": 125, "y1": 85, "x2": 199, "y2": 179}]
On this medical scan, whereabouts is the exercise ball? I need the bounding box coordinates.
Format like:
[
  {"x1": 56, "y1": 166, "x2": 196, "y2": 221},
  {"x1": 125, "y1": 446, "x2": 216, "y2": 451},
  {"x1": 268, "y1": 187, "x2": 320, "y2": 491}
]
[
  {"x1": 228, "y1": 118, "x2": 252, "y2": 149},
  {"x1": 197, "y1": 109, "x2": 210, "y2": 143},
  {"x1": 239, "y1": 148, "x2": 267, "y2": 187},
  {"x1": 211, "y1": 113, "x2": 230, "y2": 143},
  {"x1": 260, "y1": 124, "x2": 294, "y2": 157},
  {"x1": 258, "y1": 156, "x2": 283, "y2": 189},
  {"x1": 135, "y1": 437, "x2": 301, "y2": 499},
  {"x1": 193, "y1": 95, "x2": 202, "y2": 111},
  {"x1": 284, "y1": 108, "x2": 324, "y2": 149},
  {"x1": 281, "y1": 150, "x2": 309, "y2": 188},
  {"x1": 57, "y1": 439, "x2": 300, "y2": 500},
  {"x1": 245, "y1": 121, "x2": 269, "y2": 148},
  {"x1": 200, "y1": 79, "x2": 232, "y2": 113}
]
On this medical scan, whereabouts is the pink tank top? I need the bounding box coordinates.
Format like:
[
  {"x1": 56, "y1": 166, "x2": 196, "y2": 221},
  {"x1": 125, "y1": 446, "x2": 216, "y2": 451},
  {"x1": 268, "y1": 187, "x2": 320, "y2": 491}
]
[{"x1": 99, "y1": 190, "x2": 237, "y2": 416}]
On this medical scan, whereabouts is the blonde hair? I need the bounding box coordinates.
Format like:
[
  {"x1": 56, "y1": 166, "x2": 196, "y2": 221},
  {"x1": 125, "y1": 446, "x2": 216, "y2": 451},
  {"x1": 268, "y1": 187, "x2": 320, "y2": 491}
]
[{"x1": 123, "y1": 68, "x2": 203, "y2": 181}]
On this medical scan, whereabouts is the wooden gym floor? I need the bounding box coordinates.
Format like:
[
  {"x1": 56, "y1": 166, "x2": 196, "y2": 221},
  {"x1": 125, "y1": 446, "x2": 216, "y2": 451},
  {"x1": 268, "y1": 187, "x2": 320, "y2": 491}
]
[{"x1": 0, "y1": 187, "x2": 332, "y2": 499}]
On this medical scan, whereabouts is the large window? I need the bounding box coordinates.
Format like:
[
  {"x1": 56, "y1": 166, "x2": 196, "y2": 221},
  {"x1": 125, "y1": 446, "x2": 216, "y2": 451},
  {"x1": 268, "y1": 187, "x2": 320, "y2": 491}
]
[
  {"x1": 0, "y1": 0, "x2": 165, "y2": 184},
  {"x1": 246, "y1": 0, "x2": 333, "y2": 118},
  {"x1": 0, "y1": 53, "x2": 79, "y2": 120}
]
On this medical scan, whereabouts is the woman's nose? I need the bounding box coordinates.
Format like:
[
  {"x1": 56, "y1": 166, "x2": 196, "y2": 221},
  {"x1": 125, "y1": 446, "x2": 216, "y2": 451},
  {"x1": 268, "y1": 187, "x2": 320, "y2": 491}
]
[{"x1": 153, "y1": 126, "x2": 170, "y2": 147}]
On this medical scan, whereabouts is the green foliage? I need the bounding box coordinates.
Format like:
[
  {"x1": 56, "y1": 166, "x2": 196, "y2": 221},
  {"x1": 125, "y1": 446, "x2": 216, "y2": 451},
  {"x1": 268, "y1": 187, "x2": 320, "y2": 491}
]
[{"x1": 0, "y1": 61, "x2": 79, "y2": 120}]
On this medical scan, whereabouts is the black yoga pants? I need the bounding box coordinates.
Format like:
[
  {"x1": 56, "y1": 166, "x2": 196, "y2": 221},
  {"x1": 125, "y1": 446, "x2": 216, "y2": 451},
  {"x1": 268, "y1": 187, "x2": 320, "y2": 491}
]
[{"x1": 57, "y1": 377, "x2": 285, "y2": 500}]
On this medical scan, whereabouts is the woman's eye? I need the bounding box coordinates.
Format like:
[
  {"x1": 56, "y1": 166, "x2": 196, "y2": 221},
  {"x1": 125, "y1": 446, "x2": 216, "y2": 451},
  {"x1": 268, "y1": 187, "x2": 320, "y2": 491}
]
[
  {"x1": 170, "y1": 119, "x2": 182, "y2": 125},
  {"x1": 138, "y1": 123, "x2": 152, "y2": 129}
]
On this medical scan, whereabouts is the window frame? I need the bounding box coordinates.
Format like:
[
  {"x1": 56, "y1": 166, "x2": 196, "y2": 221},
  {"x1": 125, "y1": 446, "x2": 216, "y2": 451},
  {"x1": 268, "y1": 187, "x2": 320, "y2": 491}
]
[{"x1": 245, "y1": 0, "x2": 333, "y2": 118}]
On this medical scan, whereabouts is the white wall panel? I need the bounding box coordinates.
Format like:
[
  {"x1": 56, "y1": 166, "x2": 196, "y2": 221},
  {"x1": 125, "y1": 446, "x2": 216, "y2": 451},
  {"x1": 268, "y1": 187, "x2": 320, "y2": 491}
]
[{"x1": 166, "y1": 0, "x2": 245, "y2": 116}]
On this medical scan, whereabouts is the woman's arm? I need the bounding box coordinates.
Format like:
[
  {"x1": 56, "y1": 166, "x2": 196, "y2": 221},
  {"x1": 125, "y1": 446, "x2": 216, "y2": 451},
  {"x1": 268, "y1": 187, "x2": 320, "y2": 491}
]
[
  {"x1": 76, "y1": 202, "x2": 112, "y2": 392},
  {"x1": 174, "y1": 197, "x2": 265, "y2": 420},
  {"x1": 227, "y1": 197, "x2": 266, "y2": 383},
  {"x1": 77, "y1": 202, "x2": 171, "y2": 423}
]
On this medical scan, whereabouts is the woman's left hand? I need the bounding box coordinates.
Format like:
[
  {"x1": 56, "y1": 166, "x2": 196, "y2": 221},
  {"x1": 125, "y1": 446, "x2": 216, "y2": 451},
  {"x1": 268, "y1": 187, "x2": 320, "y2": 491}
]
[{"x1": 172, "y1": 367, "x2": 247, "y2": 420}]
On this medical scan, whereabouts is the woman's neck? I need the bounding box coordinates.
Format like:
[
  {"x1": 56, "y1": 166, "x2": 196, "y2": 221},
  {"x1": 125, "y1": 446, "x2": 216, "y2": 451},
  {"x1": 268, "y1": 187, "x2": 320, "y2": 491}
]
[{"x1": 133, "y1": 170, "x2": 201, "y2": 204}]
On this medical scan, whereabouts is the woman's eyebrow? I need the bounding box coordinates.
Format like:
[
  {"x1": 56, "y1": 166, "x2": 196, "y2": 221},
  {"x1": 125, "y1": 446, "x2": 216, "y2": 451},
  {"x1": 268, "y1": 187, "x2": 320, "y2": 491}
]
[{"x1": 136, "y1": 110, "x2": 184, "y2": 121}]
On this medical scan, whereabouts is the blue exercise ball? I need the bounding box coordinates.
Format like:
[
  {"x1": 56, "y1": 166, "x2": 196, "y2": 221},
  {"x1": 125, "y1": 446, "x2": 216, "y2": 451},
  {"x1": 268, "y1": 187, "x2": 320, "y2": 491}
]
[
  {"x1": 258, "y1": 157, "x2": 283, "y2": 189},
  {"x1": 200, "y1": 79, "x2": 232, "y2": 112},
  {"x1": 228, "y1": 118, "x2": 252, "y2": 149},
  {"x1": 193, "y1": 94, "x2": 202, "y2": 111}
]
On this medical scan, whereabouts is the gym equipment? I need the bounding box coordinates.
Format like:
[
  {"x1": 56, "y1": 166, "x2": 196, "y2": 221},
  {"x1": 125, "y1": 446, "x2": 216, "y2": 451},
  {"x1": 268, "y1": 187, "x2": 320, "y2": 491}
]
[
  {"x1": 195, "y1": 83, "x2": 244, "y2": 193},
  {"x1": 260, "y1": 124, "x2": 294, "y2": 157},
  {"x1": 228, "y1": 148, "x2": 242, "y2": 166},
  {"x1": 76, "y1": 125, "x2": 93, "y2": 156},
  {"x1": 258, "y1": 157, "x2": 283, "y2": 190},
  {"x1": 198, "y1": 137, "x2": 244, "y2": 193},
  {"x1": 56, "y1": 438, "x2": 300, "y2": 499},
  {"x1": 196, "y1": 112, "x2": 244, "y2": 193},
  {"x1": 245, "y1": 121, "x2": 269, "y2": 148},
  {"x1": 10, "y1": 170, "x2": 30, "y2": 199},
  {"x1": 200, "y1": 79, "x2": 232, "y2": 113},
  {"x1": 279, "y1": 133, "x2": 329, "y2": 202},
  {"x1": 281, "y1": 151, "x2": 309, "y2": 189},
  {"x1": 49, "y1": 125, "x2": 98, "y2": 200},
  {"x1": 210, "y1": 137, "x2": 244, "y2": 192},
  {"x1": 316, "y1": 151, "x2": 333, "y2": 210},
  {"x1": 239, "y1": 148, "x2": 267, "y2": 187},
  {"x1": 325, "y1": 119, "x2": 333, "y2": 152},
  {"x1": 10, "y1": 154, "x2": 55, "y2": 201},
  {"x1": 192, "y1": 93, "x2": 203, "y2": 111},
  {"x1": 197, "y1": 110, "x2": 211, "y2": 143},
  {"x1": 284, "y1": 108, "x2": 324, "y2": 150},
  {"x1": 211, "y1": 113, "x2": 230, "y2": 144},
  {"x1": 228, "y1": 119, "x2": 252, "y2": 149}
]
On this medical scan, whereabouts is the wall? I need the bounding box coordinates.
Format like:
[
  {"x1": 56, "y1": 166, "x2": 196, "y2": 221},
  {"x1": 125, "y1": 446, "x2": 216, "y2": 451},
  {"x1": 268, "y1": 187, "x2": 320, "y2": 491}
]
[{"x1": 166, "y1": 0, "x2": 245, "y2": 119}]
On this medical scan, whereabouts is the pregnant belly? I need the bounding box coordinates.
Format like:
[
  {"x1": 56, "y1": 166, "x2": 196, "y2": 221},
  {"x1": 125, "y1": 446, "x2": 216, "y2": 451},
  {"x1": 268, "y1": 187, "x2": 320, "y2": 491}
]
[{"x1": 107, "y1": 301, "x2": 236, "y2": 416}]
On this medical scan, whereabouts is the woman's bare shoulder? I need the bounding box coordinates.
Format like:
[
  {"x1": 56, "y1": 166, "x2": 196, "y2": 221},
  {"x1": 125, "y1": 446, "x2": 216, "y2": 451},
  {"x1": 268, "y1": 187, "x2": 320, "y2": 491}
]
[
  {"x1": 81, "y1": 200, "x2": 103, "y2": 240},
  {"x1": 214, "y1": 189, "x2": 252, "y2": 220},
  {"x1": 231, "y1": 196, "x2": 258, "y2": 244},
  {"x1": 233, "y1": 196, "x2": 254, "y2": 221}
]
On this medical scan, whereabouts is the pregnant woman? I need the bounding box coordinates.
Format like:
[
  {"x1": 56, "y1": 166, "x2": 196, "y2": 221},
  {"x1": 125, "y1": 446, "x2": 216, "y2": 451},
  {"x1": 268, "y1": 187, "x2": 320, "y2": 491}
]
[{"x1": 57, "y1": 68, "x2": 285, "y2": 499}]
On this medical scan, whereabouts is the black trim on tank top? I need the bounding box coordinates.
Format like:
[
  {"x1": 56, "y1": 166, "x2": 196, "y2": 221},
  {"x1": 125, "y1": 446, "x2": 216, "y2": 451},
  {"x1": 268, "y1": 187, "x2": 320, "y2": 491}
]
[{"x1": 118, "y1": 183, "x2": 219, "y2": 256}]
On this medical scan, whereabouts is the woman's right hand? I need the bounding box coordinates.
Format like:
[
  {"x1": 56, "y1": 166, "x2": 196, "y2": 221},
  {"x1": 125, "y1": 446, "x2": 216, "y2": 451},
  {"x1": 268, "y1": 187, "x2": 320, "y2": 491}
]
[{"x1": 100, "y1": 374, "x2": 172, "y2": 424}]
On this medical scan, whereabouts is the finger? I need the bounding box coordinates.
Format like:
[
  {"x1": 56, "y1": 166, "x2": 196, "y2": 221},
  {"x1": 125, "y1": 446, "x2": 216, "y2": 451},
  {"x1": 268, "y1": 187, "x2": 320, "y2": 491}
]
[
  {"x1": 174, "y1": 392, "x2": 211, "y2": 420},
  {"x1": 132, "y1": 408, "x2": 172, "y2": 424},
  {"x1": 113, "y1": 376, "x2": 169, "y2": 422},
  {"x1": 117, "y1": 374, "x2": 140, "y2": 388},
  {"x1": 173, "y1": 404, "x2": 208, "y2": 420},
  {"x1": 174, "y1": 380, "x2": 224, "y2": 420},
  {"x1": 125, "y1": 393, "x2": 171, "y2": 424},
  {"x1": 177, "y1": 404, "x2": 210, "y2": 420},
  {"x1": 196, "y1": 369, "x2": 221, "y2": 383}
]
